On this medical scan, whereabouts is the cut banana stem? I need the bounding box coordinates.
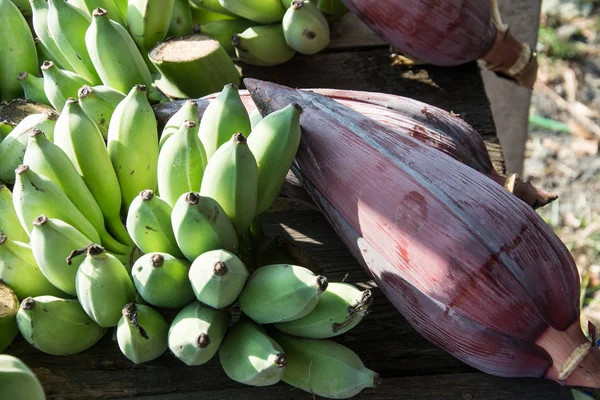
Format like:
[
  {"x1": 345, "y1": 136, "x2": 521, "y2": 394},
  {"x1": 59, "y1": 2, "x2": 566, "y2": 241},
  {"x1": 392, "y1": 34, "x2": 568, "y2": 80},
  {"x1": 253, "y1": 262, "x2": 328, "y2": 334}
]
[
  {"x1": 233, "y1": 25, "x2": 296, "y2": 66},
  {"x1": 0, "y1": 283, "x2": 19, "y2": 353},
  {"x1": 17, "y1": 72, "x2": 51, "y2": 106},
  {"x1": 282, "y1": 0, "x2": 330, "y2": 55},
  {"x1": 41, "y1": 61, "x2": 91, "y2": 112},
  {"x1": 167, "y1": 0, "x2": 194, "y2": 37}
]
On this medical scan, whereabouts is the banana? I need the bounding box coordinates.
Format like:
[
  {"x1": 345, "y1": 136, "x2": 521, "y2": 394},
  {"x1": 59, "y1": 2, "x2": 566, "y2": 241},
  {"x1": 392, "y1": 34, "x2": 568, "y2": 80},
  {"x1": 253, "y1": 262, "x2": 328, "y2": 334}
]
[
  {"x1": 239, "y1": 264, "x2": 328, "y2": 324},
  {"x1": 0, "y1": 0, "x2": 38, "y2": 101},
  {"x1": 249, "y1": 108, "x2": 262, "y2": 129},
  {"x1": 171, "y1": 192, "x2": 238, "y2": 261},
  {"x1": 269, "y1": 330, "x2": 381, "y2": 399},
  {"x1": 190, "y1": 0, "x2": 237, "y2": 17},
  {"x1": 80, "y1": 0, "x2": 126, "y2": 26},
  {"x1": 247, "y1": 103, "x2": 301, "y2": 215},
  {"x1": 158, "y1": 120, "x2": 207, "y2": 207},
  {"x1": 282, "y1": 0, "x2": 329, "y2": 55},
  {"x1": 107, "y1": 85, "x2": 159, "y2": 211},
  {"x1": 199, "y1": 133, "x2": 257, "y2": 235},
  {"x1": 199, "y1": 18, "x2": 255, "y2": 57},
  {"x1": 76, "y1": 244, "x2": 136, "y2": 327},
  {"x1": 132, "y1": 253, "x2": 195, "y2": 309},
  {"x1": 232, "y1": 24, "x2": 295, "y2": 66},
  {"x1": 313, "y1": 0, "x2": 347, "y2": 23},
  {"x1": 116, "y1": 302, "x2": 169, "y2": 364},
  {"x1": 9, "y1": 0, "x2": 31, "y2": 15},
  {"x1": 159, "y1": 100, "x2": 199, "y2": 150},
  {"x1": 0, "y1": 355, "x2": 46, "y2": 400},
  {"x1": 41, "y1": 61, "x2": 91, "y2": 112},
  {"x1": 54, "y1": 98, "x2": 133, "y2": 248},
  {"x1": 0, "y1": 110, "x2": 58, "y2": 184},
  {"x1": 78, "y1": 84, "x2": 125, "y2": 139},
  {"x1": 274, "y1": 282, "x2": 372, "y2": 338},
  {"x1": 18, "y1": 72, "x2": 51, "y2": 106},
  {"x1": 219, "y1": 319, "x2": 287, "y2": 386},
  {"x1": 198, "y1": 84, "x2": 251, "y2": 160},
  {"x1": 86, "y1": 8, "x2": 154, "y2": 95},
  {"x1": 0, "y1": 120, "x2": 13, "y2": 142},
  {"x1": 0, "y1": 283, "x2": 19, "y2": 353},
  {"x1": 67, "y1": 0, "x2": 90, "y2": 15},
  {"x1": 30, "y1": 0, "x2": 74, "y2": 71},
  {"x1": 112, "y1": 0, "x2": 127, "y2": 21},
  {"x1": 167, "y1": 0, "x2": 193, "y2": 37},
  {"x1": 47, "y1": 0, "x2": 101, "y2": 84},
  {"x1": 188, "y1": 249, "x2": 249, "y2": 309},
  {"x1": 218, "y1": 0, "x2": 285, "y2": 23},
  {"x1": 17, "y1": 295, "x2": 106, "y2": 355},
  {"x1": 0, "y1": 184, "x2": 29, "y2": 243},
  {"x1": 168, "y1": 301, "x2": 231, "y2": 366}
]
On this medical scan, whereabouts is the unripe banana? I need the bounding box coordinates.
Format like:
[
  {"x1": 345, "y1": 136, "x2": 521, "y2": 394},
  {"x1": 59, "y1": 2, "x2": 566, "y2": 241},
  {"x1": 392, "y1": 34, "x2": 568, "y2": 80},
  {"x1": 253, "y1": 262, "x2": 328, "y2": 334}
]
[
  {"x1": 9, "y1": 0, "x2": 31, "y2": 15},
  {"x1": 80, "y1": 0, "x2": 126, "y2": 25},
  {"x1": 132, "y1": 253, "x2": 195, "y2": 309},
  {"x1": 30, "y1": 0, "x2": 74, "y2": 70},
  {"x1": 247, "y1": 103, "x2": 301, "y2": 215},
  {"x1": 17, "y1": 295, "x2": 106, "y2": 355},
  {"x1": 0, "y1": 355, "x2": 46, "y2": 400},
  {"x1": 86, "y1": 8, "x2": 154, "y2": 95},
  {"x1": 41, "y1": 61, "x2": 91, "y2": 112},
  {"x1": 199, "y1": 18, "x2": 255, "y2": 56},
  {"x1": 0, "y1": 0, "x2": 38, "y2": 101},
  {"x1": 312, "y1": 0, "x2": 347, "y2": 23},
  {"x1": 159, "y1": 100, "x2": 199, "y2": 150},
  {"x1": 199, "y1": 133, "x2": 257, "y2": 235},
  {"x1": 18, "y1": 72, "x2": 51, "y2": 106},
  {"x1": 218, "y1": 0, "x2": 285, "y2": 23},
  {"x1": 168, "y1": 301, "x2": 231, "y2": 366},
  {"x1": 0, "y1": 111, "x2": 58, "y2": 184},
  {"x1": 198, "y1": 84, "x2": 251, "y2": 160},
  {"x1": 232, "y1": 25, "x2": 295, "y2": 66},
  {"x1": 274, "y1": 282, "x2": 372, "y2": 338},
  {"x1": 0, "y1": 120, "x2": 13, "y2": 142},
  {"x1": 189, "y1": 249, "x2": 249, "y2": 309},
  {"x1": 78, "y1": 85, "x2": 125, "y2": 139},
  {"x1": 67, "y1": 0, "x2": 89, "y2": 15},
  {"x1": 47, "y1": 0, "x2": 101, "y2": 84},
  {"x1": 116, "y1": 302, "x2": 169, "y2": 364},
  {"x1": 158, "y1": 120, "x2": 207, "y2": 207},
  {"x1": 190, "y1": 0, "x2": 236, "y2": 17},
  {"x1": 0, "y1": 283, "x2": 19, "y2": 353},
  {"x1": 108, "y1": 85, "x2": 159, "y2": 211},
  {"x1": 269, "y1": 330, "x2": 381, "y2": 399},
  {"x1": 167, "y1": 0, "x2": 193, "y2": 37},
  {"x1": 282, "y1": 0, "x2": 329, "y2": 55},
  {"x1": 76, "y1": 245, "x2": 136, "y2": 327},
  {"x1": 249, "y1": 109, "x2": 262, "y2": 129},
  {"x1": 0, "y1": 184, "x2": 29, "y2": 243},
  {"x1": 112, "y1": 0, "x2": 127, "y2": 20},
  {"x1": 239, "y1": 264, "x2": 328, "y2": 324},
  {"x1": 219, "y1": 319, "x2": 287, "y2": 386}
]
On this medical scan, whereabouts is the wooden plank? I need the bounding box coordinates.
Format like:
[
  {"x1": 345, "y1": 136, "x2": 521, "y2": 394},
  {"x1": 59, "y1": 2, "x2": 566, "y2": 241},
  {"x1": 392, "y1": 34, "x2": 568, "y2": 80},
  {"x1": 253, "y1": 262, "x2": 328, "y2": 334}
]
[{"x1": 326, "y1": 13, "x2": 388, "y2": 51}]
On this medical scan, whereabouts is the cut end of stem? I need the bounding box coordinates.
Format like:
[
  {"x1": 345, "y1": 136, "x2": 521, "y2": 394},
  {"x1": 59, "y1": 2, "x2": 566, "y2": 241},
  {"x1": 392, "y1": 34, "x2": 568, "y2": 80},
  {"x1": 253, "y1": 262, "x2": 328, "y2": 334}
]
[
  {"x1": 33, "y1": 214, "x2": 48, "y2": 227},
  {"x1": 183, "y1": 120, "x2": 196, "y2": 128},
  {"x1": 78, "y1": 85, "x2": 93, "y2": 99},
  {"x1": 225, "y1": 83, "x2": 238, "y2": 90},
  {"x1": 92, "y1": 7, "x2": 107, "y2": 17},
  {"x1": 316, "y1": 275, "x2": 328, "y2": 291},
  {"x1": 44, "y1": 110, "x2": 59, "y2": 121},
  {"x1": 15, "y1": 165, "x2": 29, "y2": 175},
  {"x1": 17, "y1": 72, "x2": 28, "y2": 81},
  {"x1": 88, "y1": 244, "x2": 105, "y2": 257},
  {"x1": 372, "y1": 373, "x2": 382, "y2": 388},
  {"x1": 141, "y1": 190, "x2": 154, "y2": 201},
  {"x1": 41, "y1": 61, "x2": 54, "y2": 70},
  {"x1": 231, "y1": 35, "x2": 241, "y2": 48},
  {"x1": 292, "y1": 103, "x2": 303, "y2": 113},
  {"x1": 275, "y1": 353, "x2": 288, "y2": 368},
  {"x1": 185, "y1": 192, "x2": 200, "y2": 205},
  {"x1": 21, "y1": 297, "x2": 35, "y2": 310},
  {"x1": 28, "y1": 128, "x2": 43, "y2": 138},
  {"x1": 233, "y1": 132, "x2": 247, "y2": 144},
  {"x1": 196, "y1": 333, "x2": 211, "y2": 348},
  {"x1": 135, "y1": 84, "x2": 147, "y2": 92},
  {"x1": 213, "y1": 261, "x2": 228, "y2": 276},
  {"x1": 0, "y1": 233, "x2": 6, "y2": 245},
  {"x1": 151, "y1": 254, "x2": 164, "y2": 267},
  {"x1": 291, "y1": 0, "x2": 304, "y2": 9},
  {"x1": 66, "y1": 97, "x2": 78, "y2": 105},
  {"x1": 186, "y1": 100, "x2": 198, "y2": 109}
]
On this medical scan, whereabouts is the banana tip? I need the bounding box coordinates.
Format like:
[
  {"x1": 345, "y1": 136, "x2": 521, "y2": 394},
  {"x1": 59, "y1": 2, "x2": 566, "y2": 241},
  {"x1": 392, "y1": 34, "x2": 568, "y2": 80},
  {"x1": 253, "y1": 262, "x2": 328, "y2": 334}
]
[
  {"x1": 197, "y1": 333, "x2": 211, "y2": 348},
  {"x1": 185, "y1": 192, "x2": 200, "y2": 205},
  {"x1": 141, "y1": 190, "x2": 155, "y2": 201},
  {"x1": 78, "y1": 85, "x2": 93, "y2": 98},
  {"x1": 233, "y1": 132, "x2": 247, "y2": 144},
  {"x1": 275, "y1": 353, "x2": 288, "y2": 368},
  {"x1": 21, "y1": 297, "x2": 35, "y2": 310},
  {"x1": 88, "y1": 244, "x2": 105, "y2": 257},
  {"x1": 41, "y1": 60, "x2": 54, "y2": 70},
  {"x1": 15, "y1": 165, "x2": 29, "y2": 175},
  {"x1": 317, "y1": 275, "x2": 329, "y2": 291},
  {"x1": 27, "y1": 128, "x2": 43, "y2": 138},
  {"x1": 17, "y1": 72, "x2": 28, "y2": 80},
  {"x1": 151, "y1": 254, "x2": 164, "y2": 267},
  {"x1": 92, "y1": 7, "x2": 107, "y2": 17},
  {"x1": 33, "y1": 215, "x2": 48, "y2": 227},
  {"x1": 213, "y1": 261, "x2": 229, "y2": 276},
  {"x1": 184, "y1": 120, "x2": 197, "y2": 128},
  {"x1": 0, "y1": 233, "x2": 6, "y2": 245},
  {"x1": 373, "y1": 373, "x2": 382, "y2": 388},
  {"x1": 291, "y1": 0, "x2": 304, "y2": 9}
]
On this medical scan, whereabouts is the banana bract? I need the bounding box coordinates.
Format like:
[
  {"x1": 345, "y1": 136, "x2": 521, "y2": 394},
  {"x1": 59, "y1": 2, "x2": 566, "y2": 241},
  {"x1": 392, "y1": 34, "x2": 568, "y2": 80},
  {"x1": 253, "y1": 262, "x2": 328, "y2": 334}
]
[
  {"x1": 282, "y1": 0, "x2": 330, "y2": 55},
  {"x1": 218, "y1": 0, "x2": 285, "y2": 23},
  {"x1": 233, "y1": 25, "x2": 296, "y2": 66},
  {"x1": 159, "y1": 100, "x2": 199, "y2": 150},
  {"x1": 0, "y1": 283, "x2": 19, "y2": 353},
  {"x1": 41, "y1": 61, "x2": 91, "y2": 112},
  {"x1": 0, "y1": 184, "x2": 28, "y2": 243},
  {"x1": 18, "y1": 72, "x2": 51, "y2": 106},
  {"x1": 219, "y1": 319, "x2": 287, "y2": 386},
  {"x1": 0, "y1": 355, "x2": 46, "y2": 400},
  {"x1": 78, "y1": 85, "x2": 125, "y2": 140},
  {"x1": 239, "y1": 264, "x2": 328, "y2": 324},
  {"x1": 117, "y1": 303, "x2": 169, "y2": 364},
  {"x1": 168, "y1": 301, "x2": 231, "y2": 366},
  {"x1": 17, "y1": 296, "x2": 106, "y2": 355}
]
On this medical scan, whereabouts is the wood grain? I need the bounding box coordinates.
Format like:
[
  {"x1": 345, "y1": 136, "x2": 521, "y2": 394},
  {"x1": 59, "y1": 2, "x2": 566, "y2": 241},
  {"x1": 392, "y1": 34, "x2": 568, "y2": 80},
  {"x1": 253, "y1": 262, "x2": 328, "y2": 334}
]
[{"x1": 326, "y1": 13, "x2": 388, "y2": 51}]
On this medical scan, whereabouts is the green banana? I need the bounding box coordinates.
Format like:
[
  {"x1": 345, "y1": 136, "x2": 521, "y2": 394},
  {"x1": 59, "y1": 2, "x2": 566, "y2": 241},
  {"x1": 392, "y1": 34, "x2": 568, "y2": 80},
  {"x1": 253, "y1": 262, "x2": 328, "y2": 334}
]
[
  {"x1": 132, "y1": 252, "x2": 195, "y2": 309},
  {"x1": 53, "y1": 98, "x2": 133, "y2": 248},
  {"x1": 17, "y1": 295, "x2": 106, "y2": 355},
  {"x1": 107, "y1": 85, "x2": 159, "y2": 211},
  {"x1": 199, "y1": 133, "x2": 257, "y2": 235},
  {"x1": 312, "y1": 0, "x2": 347, "y2": 22},
  {"x1": 76, "y1": 245, "x2": 136, "y2": 327},
  {"x1": 232, "y1": 25, "x2": 295, "y2": 66},
  {"x1": 67, "y1": 0, "x2": 90, "y2": 15},
  {"x1": 9, "y1": 0, "x2": 31, "y2": 15},
  {"x1": 0, "y1": 0, "x2": 38, "y2": 101},
  {"x1": 282, "y1": 0, "x2": 330, "y2": 55},
  {"x1": 247, "y1": 103, "x2": 301, "y2": 215},
  {"x1": 0, "y1": 283, "x2": 19, "y2": 353},
  {"x1": 47, "y1": 0, "x2": 101, "y2": 84},
  {"x1": 80, "y1": 0, "x2": 126, "y2": 25},
  {"x1": 269, "y1": 330, "x2": 381, "y2": 399},
  {"x1": 190, "y1": 0, "x2": 237, "y2": 16},
  {"x1": 249, "y1": 109, "x2": 262, "y2": 129},
  {"x1": 41, "y1": 61, "x2": 91, "y2": 112},
  {"x1": 34, "y1": 39, "x2": 53, "y2": 71},
  {"x1": 0, "y1": 120, "x2": 14, "y2": 142},
  {"x1": 219, "y1": 319, "x2": 287, "y2": 386},
  {"x1": 199, "y1": 18, "x2": 255, "y2": 56},
  {"x1": 159, "y1": 99, "x2": 199, "y2": 150},
  {"x1": 167, "y1": 0, "x2": 193, "y2": 37},
  {"x1": 86, "y1": 8, "x2": 154, "y2": 95},
  {"x1": 18, "y1": 72, "x2": 51, "y2": 106},
  {"x1": 112, "y1": 0, "x2": 127, "y2": 21},
  {"x1": 0, "y1": 355, "x2": 46, "y2": 400},
  {"x1": 198, "y1": 84, "x2": 251, "y2": 160},
  {"x1": 30, "y1": 0, "x2": 74, "y2": 71},
  {"x1": 78, "y1": 85, "x2": 125, "y2": 140},
  {"x1": 239, "y1": 264, "x2": 328, "y2": 324},
  {"x1": 188, "y1": 249, "x2": 249, "y2": 309},
  {"x1": 274, "y1": 282, "x2": 372, "y2": 338},
  {"x1": 190, "y1": 2, "x2": 238, "y2": 23},
  {"x1": 116, "y1": 302, "x2": 169, "y2": 364},
  {"x1": 158, "y1": 120, "x2": 207, "y2": 207},
  {"x1": 218, "y1": 0, "x2": 285, "y2": 23},
  {"x1": 171, "y1": 192, "x2": 238, "y2": 262},
  {"x1": 168, "y1": 301, "x2": 231, "y2": 366},
  {"x1": 0, "y1": 184, "x2": 29, "y2": 243}
]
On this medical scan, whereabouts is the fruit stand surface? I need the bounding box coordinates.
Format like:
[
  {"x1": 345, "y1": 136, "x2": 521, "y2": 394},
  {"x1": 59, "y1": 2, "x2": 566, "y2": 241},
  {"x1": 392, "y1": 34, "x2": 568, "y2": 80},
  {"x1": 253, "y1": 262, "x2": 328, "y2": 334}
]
[{"x1": 5, "y1": 14, "x2": 573, "y2": 400}]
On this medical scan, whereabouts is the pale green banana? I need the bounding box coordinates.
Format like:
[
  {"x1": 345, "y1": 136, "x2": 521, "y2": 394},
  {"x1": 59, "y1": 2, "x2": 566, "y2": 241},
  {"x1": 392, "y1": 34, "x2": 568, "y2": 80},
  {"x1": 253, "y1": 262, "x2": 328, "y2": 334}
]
[
  {"x1": 117, "y1": 302, "x2": 169, "y2": 364},
  {"x1": 168, "y1": 301, "x2": 231, "y2": 366},
  {"x1": 132, "y1": 252, "x2": 195, "y2": 309},
  {"x1": 190, "y1": 2, "x2": 238, "y2": 23},
  {"x1": 159, "y1": 99, "x2": 199, "y2": 150},
  {"x1": 80, "y1": 0, "x2": 126, "y2": 25},
  {"x1": 30, "y1": 0, "x2": 74, "y2": 71},
  {"x1": 198, "y1": 84, "x2": 251, "y2": 160},
  {"x1": 78, "y1": 84, "x2": 125, "y2": 139},
  {"x1": 167, "y1": 0, "x2": 193, "y2": 37},
  {"x1": 18, "y1": 72, "x2": 51, "y2": 106},
  {"x1": 34, "y1": 39, "x2": 54, "y2": 71},
  {"x1": 282, "y1": 0, "x2": 329, "y2": 55},
  {"x1": 219, "y1": 319, "x2": 287, "y2": 386},
  {"x1": 0, "y1": 355, "x2": 46, "y2": 400},
  {"x1": 86, "y1": 8, "x2": 154, "y2": 95},
  {"x1": 67, "y1": 0, "x2": 90, "y2": 15},
  {"x1": 0, "y1": 0, "x2": 38, "y2": 101},
  {"x1": 171, "y1": 192, "x2": 238, "y2": 262},
  {"x1": 9, "y1": 0, "x2": 31, "y2": 15},
  {"x1": 108, "y1": 85, "x2": 159, "y2": 211},
  {"x1": 0, "y1": 283, "x2": 19, "y2": 353},
  {"x1": 218, "y1": 0, "x2": 285, "y2": 23},
  {"x1": 313, "y1": 0, "x2": 347, "y2": 22},
  {"x1": 0, "y1": 184, "x2": 29, "y2": 243},
  {"x1": 126, "y1": 190, "x2": 183, "y2": 258},
  {"x1": 269, "y1": 330, "x2": 381, "y2": 399},
  {"x1": 249, "y1": 108, "x2": 262, "y2": 129},
  {"x1": 233, "y1": 25, "x2": 295, "y2": 66},
  {"x1": 188, "y1": 249, "x2": 249, "y2": 309},
  {"x1": 158, "y1": 120, "x2": 207, "y2": 207},
  {"x1": 239, "y1": 264, "x2": 328, "y2": 324},
  {"x1": 41, "y1": 61, "x2": 91, "y2": 112},
  {"x1": 199, "y1": 18, "x2": 255, "y2": 56},
  {"x1": 112, "y1": 0, "x2": 127, "y2": 20},
  {"x1": 190, "y1": 0, "x2": 237, "y2": 17},
  {"x1": 199, "y1": 132, "x2": 257, "y2": 235},
  {"x1": 17, "y1": 295, "x2": 106, "y2": 355},
  {"x1": 0, "y1": 121, "x2": 14, "y2": 142}
]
